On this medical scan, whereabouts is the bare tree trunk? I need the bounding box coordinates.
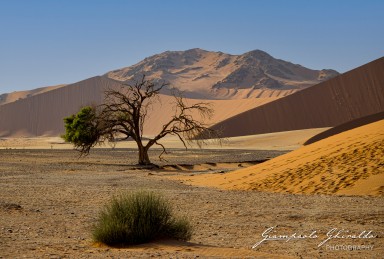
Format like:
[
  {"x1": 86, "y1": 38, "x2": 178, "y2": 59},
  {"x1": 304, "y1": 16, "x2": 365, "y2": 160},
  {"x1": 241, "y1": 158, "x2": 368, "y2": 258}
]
[
  {"x1": 138, "y1": 145, "x2": 151, "y2": 165},
  {"x1": 65, "y1": 76, "x2": 219, "y2": 163}
]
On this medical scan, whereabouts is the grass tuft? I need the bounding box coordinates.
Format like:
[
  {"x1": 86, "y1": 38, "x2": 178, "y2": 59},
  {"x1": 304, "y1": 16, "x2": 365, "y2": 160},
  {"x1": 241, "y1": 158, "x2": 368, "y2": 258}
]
[{"x1": 92, "y1": 191, "x2": 192, "y2": 246}]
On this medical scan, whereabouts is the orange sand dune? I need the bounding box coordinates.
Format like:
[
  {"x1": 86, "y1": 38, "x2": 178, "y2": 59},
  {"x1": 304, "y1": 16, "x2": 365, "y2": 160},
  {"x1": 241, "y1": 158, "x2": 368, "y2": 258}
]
[
  {"x1": 304, "y1": 111, "x2": 384, "y2": 145},
  {"x1": 210, "y1": 57, "x2": 384, "y2": 137},
  {"x1": 178, "y1": 120, "x2": 384, "y2": 196},
  {"x1": 0, "y1": 77, "x2": 107, "y2": 137},
  {"x1": 143, "y1": 94, "x2": 280, "y2": 136},
  {"x1": 0, "y1": 85, "x2": 65, "y2": 106},
  {"x1": 0, "y1": 77, "x2": 280, "y2": 137}
]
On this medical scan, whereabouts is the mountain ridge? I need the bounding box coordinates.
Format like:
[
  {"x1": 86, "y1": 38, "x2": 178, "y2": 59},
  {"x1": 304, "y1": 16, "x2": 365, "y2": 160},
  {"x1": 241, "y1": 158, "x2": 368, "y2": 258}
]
[{"x1": 105, "y1": 48, "x2": 339, "y2": 99}]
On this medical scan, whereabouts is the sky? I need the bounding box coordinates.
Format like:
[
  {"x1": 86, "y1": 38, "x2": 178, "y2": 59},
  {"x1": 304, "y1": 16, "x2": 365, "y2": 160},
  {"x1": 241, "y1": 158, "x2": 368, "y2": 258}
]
[{"x1": 0, "y1": 0, "x2": 383, "y2": 94}]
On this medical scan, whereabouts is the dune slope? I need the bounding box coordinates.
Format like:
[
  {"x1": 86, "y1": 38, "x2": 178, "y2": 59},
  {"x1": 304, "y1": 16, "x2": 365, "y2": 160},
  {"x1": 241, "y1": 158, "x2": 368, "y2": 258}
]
[
  {"x1": 0, "y1": 77, "x2": 279, "y2": 137},
  {"x1": 0, "y1": 77, "x2": 109, "y2": 137},
  {"x1": 0, "y1": 85, "x2": 66, "y2": 106},
  {"x1": 304, "y1": 111, "x2": 384, "y2": 145},
  {"x1": 210, "y1": 57, "x2": 384, "y2": 137},
  {"x1": 179, "y1": 120, "x2": 384, "y2": 196}
]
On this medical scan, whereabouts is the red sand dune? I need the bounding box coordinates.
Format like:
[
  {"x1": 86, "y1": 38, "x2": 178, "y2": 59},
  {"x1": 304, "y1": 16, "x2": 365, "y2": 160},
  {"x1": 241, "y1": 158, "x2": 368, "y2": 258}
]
[{"x1": 210, "y1": 57, "x2": 384, "y2": 137}]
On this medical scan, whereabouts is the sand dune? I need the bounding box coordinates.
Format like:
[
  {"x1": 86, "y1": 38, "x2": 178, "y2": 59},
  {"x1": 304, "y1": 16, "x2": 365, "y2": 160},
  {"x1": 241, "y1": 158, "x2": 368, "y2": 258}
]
[
  {"x1": 0, "y1": 85, "x2": 65, "y2": 106},
  {"x1": 304, "y1": 111, "x2": 384, "y2": 145},
  {"x1": 178, "y1": 120, "x2": 384, "y2": 196},
  {"x1": 1, "y1": 56, "x2": 380, "y2": 139},
  {"x1": 143, "y1": 94, "x2": 280, "y2": 136},
  {"x1": 210, "y1": 57, "x2": 384, "y2": 137},
  {"x1": 0, "y1": 77, "x2": 281, "y2": 137},
  {"x1": 0, "y1": 77, "x2": 108, "y2": 137}
]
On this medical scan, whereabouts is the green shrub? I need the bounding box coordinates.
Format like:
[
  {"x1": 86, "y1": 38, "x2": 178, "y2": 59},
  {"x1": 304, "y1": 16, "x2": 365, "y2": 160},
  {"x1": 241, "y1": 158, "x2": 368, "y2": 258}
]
[{"x1": 92, "y1": 191, "x2": 192, "y2": 245}]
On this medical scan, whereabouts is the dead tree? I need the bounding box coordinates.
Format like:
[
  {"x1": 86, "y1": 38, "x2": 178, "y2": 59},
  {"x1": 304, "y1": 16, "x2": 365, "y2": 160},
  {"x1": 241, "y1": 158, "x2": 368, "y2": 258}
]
[{"x1": 63, "y1": 75, "x2": 220, "y2": 165}]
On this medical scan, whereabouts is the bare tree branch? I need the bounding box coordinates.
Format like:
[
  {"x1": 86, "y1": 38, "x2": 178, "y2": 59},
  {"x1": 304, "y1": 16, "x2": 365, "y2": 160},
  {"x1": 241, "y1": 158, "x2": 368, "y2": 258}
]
[
  {"x1": 154, "y1": 140, "x2": 169, "y2": 162},
  {"x1": 63, "y1": 74, "x2": 221, "y2": 165}
]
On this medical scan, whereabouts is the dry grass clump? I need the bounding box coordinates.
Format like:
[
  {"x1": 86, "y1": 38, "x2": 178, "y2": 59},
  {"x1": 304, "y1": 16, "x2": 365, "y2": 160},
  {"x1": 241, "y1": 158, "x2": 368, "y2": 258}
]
[{"x1": 92, "y1": 191, "x2": 192, "y2": 245}]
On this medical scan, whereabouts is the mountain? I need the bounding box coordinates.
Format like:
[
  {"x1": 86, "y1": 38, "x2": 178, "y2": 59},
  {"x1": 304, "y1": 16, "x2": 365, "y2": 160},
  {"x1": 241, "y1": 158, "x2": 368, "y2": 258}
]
[
  {"x1": 208, "y1": 57, "x2": 384, "y2": 137},
  {"x1": 105, "y1": 48, "x2": 339, "y2": 99}
]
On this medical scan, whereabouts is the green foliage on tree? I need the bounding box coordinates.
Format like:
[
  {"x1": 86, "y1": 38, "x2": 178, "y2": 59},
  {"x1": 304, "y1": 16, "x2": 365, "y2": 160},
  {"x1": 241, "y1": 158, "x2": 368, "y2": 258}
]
[{"x1": 62, "y1": 106, "x2": 101, "y2": 154}]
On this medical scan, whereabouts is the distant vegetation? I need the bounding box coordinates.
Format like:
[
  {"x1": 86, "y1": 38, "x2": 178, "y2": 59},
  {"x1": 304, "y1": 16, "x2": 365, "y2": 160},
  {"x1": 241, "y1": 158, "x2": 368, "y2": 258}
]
[{"x1": 92, "y1": 191, "x2": 192, "y2": 245}]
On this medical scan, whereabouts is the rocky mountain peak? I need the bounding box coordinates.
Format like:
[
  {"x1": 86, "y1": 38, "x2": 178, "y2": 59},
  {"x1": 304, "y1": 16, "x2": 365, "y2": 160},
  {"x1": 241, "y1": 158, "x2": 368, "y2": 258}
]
[{"x1": 105, "y1": 49, "x2": 339, "y2": 99}]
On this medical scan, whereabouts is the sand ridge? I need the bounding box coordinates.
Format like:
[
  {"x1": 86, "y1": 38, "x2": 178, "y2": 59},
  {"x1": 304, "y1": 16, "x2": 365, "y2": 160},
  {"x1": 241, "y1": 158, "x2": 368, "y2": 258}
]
[
  {"x1": 304, "y1": 111, "x2": 384, "y2": 145},
  {"x1": 177, "y1": 120, "x2": 384, "y2": 196},
  {"x1": 0, "y1": 84, "x2": 66, "y2": 106}
]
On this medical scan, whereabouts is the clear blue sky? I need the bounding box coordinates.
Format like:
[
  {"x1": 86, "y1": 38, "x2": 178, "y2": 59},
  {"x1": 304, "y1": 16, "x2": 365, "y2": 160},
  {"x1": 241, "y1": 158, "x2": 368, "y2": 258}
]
[{"x1": 1, "y1": 0, "x2": 383, "y2": 94}]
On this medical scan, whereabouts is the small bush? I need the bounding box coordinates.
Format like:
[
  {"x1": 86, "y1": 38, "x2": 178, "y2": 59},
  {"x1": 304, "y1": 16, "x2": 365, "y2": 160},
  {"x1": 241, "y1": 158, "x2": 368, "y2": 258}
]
[{"x1": 92, "y1": 191, "x2": 192, "y2": 245}]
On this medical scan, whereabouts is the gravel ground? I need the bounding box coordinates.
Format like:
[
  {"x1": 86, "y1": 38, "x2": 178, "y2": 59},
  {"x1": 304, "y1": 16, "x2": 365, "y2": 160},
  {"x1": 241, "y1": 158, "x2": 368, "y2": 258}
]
[{"x1": 1, "y1": 149, "x2": 383, "y2": 258}]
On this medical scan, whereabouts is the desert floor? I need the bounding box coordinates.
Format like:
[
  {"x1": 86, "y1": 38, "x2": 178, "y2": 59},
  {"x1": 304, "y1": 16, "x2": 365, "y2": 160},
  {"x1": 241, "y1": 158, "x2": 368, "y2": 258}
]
[{"x1": 1, "y1": 148, "x2": 383, "y2": 259}]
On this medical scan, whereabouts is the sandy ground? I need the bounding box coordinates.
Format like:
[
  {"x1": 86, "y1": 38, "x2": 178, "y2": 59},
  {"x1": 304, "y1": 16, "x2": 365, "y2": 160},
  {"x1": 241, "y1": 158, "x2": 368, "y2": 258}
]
[
  {"x1": 0, "y1": 128, "x2": 328, "y2": 151},
  {"x1": 1, "y1": 148, "x2": 383, "y2": 258}
]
